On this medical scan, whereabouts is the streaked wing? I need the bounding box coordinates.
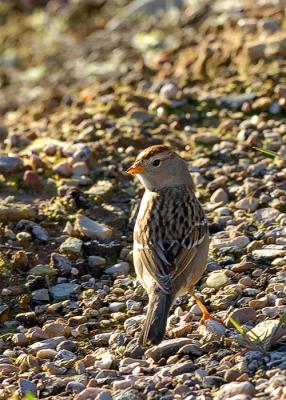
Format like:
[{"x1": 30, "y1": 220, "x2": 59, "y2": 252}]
[{"x1": 134, "y1": 186, "x2": 208, "y2": 294}]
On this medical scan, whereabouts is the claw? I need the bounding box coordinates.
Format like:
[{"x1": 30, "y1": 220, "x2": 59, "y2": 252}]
[{"x1": 193, "y1": 294, "x2": 225, "y2": 325}]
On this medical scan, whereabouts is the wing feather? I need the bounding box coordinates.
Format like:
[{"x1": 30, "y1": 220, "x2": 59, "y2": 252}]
[{"x1": 134, "y1": 186, "x2": 208, "y2": 294}]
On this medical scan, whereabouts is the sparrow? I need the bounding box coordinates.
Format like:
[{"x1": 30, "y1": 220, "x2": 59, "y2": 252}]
[{"x1": 126, "y1": 144, "x2": 210, "y2": 346}]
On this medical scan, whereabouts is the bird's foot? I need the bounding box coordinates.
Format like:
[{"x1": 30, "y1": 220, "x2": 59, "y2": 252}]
[{"x1": 193, "y1": 294, "x2": 225, "y2": 326}]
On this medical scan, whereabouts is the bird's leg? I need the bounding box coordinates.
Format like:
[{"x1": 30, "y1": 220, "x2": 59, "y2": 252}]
[{"x1": 192, "y1": 293, "x2": 224, "y2": 325}]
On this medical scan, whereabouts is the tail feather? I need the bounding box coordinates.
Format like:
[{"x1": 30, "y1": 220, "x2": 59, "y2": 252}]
[{"x1": 139, "y1": 290, "x2": 173, "y2": 346}]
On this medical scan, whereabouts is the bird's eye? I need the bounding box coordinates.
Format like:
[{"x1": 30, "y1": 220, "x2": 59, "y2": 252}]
[{"x1": 151, "y1": 159, "x2": 161, "y2": 167}]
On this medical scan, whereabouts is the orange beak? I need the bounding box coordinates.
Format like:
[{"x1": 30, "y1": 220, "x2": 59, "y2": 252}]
[{"x1": 126, "y1": 163, "x2": 144, "y2": 175}]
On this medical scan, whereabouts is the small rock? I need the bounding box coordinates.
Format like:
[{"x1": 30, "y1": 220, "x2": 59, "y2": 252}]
[
  {"x1": 199, "y1": 320, "x2": 226, "y2": 341},
  {"x1": 206, "y1": 271, "x2": 231, "y2": 289},
  {"x1": 36, "y1": 349, "x2": 57, "y2": 359},
  {"x1": 18, "y1": 378, "x2": 37, "y2": 397},
  {"x1": 29, "y1": 336, "x2": 65, "y2": 352},
  {"x1": 214, "y1": 381, "x2": 255, "y2": 400},
  {"x1": 178, "y1": 343, "x2": 204, "y2": 356},
  {"x1": 0, "y1": 156, "x2": 23, "y2": 173},
  {"x1": 54, "y1": 161, "x2": 72, "y2": 177},
  {"x1": 248, "y1": 297, "x2": 269, "y2": 309},
  {"x1": 124, "y1": 315, "x2": 145, "y2": 334},
  {"x1": 43, "y1": 322, "x2": 70, "y2": 338},
  {"x1": 72, "y1": 162, "x2": 89, "y2": 177},
  {"x1": 51, "y1": 253, "x2": 72, "y2": 273},
  {"x1": 235, "y1": 197, "x2": 259, "y2": 212},
  {"x1": 29, "y1": 264, "x2": 53, "y2": 276},
  {"x1": 105, "y1": 262, "x2": 130, "y2": 276},
  {"x1": 0, "y1": 203, "x2": 37, "y2": 223},
  {"x1": 75, "y1": 214, "x2": 112, "y2": 240},
  {"x1": 226, "y1": 307, "x2": 256, "y2": 328},
  {"x1": 249, "y1": 319, "x2": 286, "y2": 342},
  {"x1": 145, "y1": 338, "x2": 194, "y2": 362},
  {"x1": 211, "y1": 236, "x2": 250, "y2": 250},
  {"x1": 210, "y1": 188, "x2": 229, "y2": 204},
  {"x1": 252, "y1": 246, "x2": 286, "y2": 259},
  {"x1": 31, "y1": 223, "x2": 49, "y2": 241},
  {"x1": 66, "y1": 381, "x2": 86, "y2": 394},
  {"x1": 60, "y1": 237, "x2": 83, "y2": 256},
  {"x1": 160, "y1": 82, "x2": 177, "y2": 100},
  {"x1": 49, "y1": 283, "x2": 80, "y2": 300},
  {"x1": 253, "y1": 208, "x2": 281, "y2": 225},
  {"x1": 32, "y1": 288, "x2": 50, "y2": 301},
  {"x1": 23, "y1": 171, "x2": 43, "y2": 188},
  {"x1": 88, "y1": 256, "x2": 106, "y2": 267},
  {"x1": 0, "y1": 364, "x2": 19, "y2": 374},
  {"x1": 194, "y1": 132, "x2": 220, "y2": 145}
]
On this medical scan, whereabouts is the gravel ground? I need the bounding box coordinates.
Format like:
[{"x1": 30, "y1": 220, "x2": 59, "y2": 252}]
[{"x1": 1, "y1": 0, "x2": 286, "y2": 399}]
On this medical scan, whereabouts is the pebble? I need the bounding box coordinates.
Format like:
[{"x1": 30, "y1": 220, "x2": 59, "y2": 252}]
[
  {"x1": 49, "y1": 283, "x2": 80, "y2": 300},
  {"x1": 54, "y1": 161, "x2": 72, "y2": 177},
  {"x1": 206, "y1": 271, "x2": 231, "y2": 289},
  {"x1": 29, "y1": 336, "x2": 65, "y2": 352},
  {"x1": 18, "y1": 378, "x2": 37, "y2": 397},
  {"x1": 36, "y1": 349, "x2": 57, "y2": 359},
  {"x1": 211, "y1": 236, "x2": 250, "y2": 250},
  {"x1": 0, "y1": 155, "x2": 23, "y2": 173},
  {"x1": 252, "y1": 246, "x2": 286, "y2": 259},
  {"x1": 145, "y1": 338, "x2": 194, "y2": 362},
  {"x1": 60, "y1": 237, "x2": 83, "y2": 256},
  {"x1": 24, "y1": 170, "x2": 44, "y2": 188},
  {"x1": 253, "y1": 208, "x2": 281, "y2": 225},
  {"x1": 105, "y1": 262, "x2": 130, "y2": 276},
  {"x1": 66, "y1": 381, "x2": 86, "y2": 394},
  {"x1": 210, "y1": 188, "x2": 229, "y2": 204},
  {"x1": 214, "y1": 381, "x2": 255, "y2": 400},
  {"x1": 235, "y1": 197, "x2": 259, "y2": 211},
  {"x1": 75, "y1": 214, "x2": 112, "y2": 240},
  {"x1": 32, "y1": 288, "x2": 50, "y2": 301},
  {"x1": 226, "y1": 307, "x2": 256, "y2": 327}
]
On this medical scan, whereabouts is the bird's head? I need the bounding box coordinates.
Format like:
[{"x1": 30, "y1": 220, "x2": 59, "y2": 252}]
[{"x1": 126, "y1": 145, "x2": 193, "y2": 191}]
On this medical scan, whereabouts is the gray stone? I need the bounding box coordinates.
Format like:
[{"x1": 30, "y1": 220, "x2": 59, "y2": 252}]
[
  {"x1": 18, "y1": 378, "x2": 37, "y2": 397},
  {"x1": 0, "y1": 156, "x2": 23, "y2": 173},
  {"x1": 252, "y1": 245, "x2": 286, "y2": 259},
  {"x1": 105, "y1": 262, "x2": 130, "y2": 276},
  {"x1": 253, "y1": 208, "x2": 281, "y2": 225},
  {"x1": 145, "y1": 338, "x2": 194, "y2": 362},
  {"x1": 88, "y1": 256, "x2": 106, "y2": 267},
  {"x1": 206, "y1": 271, "x2": 231, "y2": 289},
  {"x1": 66, "y1": 381, "x2": 85, "y2": 394},
  {"x1": 49, "y1": 283, "x2": 80, "y2": 300},
  {"x1": 124, "y1": 315, "x2": 145, "y2": 334},
  {"x1": 211, "y1": 236, "x2": 250, "y2": 250},
  {"x1": 60, "y1": 237, "x2": 83, "y2": 256},
  {"x1": 51, "y1": 253, "x2": 72, "y2": 273},
  {"x1": 32, "y1": 288, "x2": 50, "y2": 301},
  {"x1": 75, "y1": 214, "x2": 112, "y2": 240},
  {"x1": 214, "y1": 381, "x2": 255, "y2": 400},
  {"x1": 210, "y1": 188, "x2": 228, "y2": 204},
  {"x1": 31, "y1": 223, "x2": 49, "y2": 241},
  {"x1": 29, "y1": 336, "x2": 65, "y2": 352},
  {"x1": 218, "y1": 93, "x2": 256, "y2": 109},
  {"x1": 236, "y1": 197, "x2": 259, "y2": 212}
]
